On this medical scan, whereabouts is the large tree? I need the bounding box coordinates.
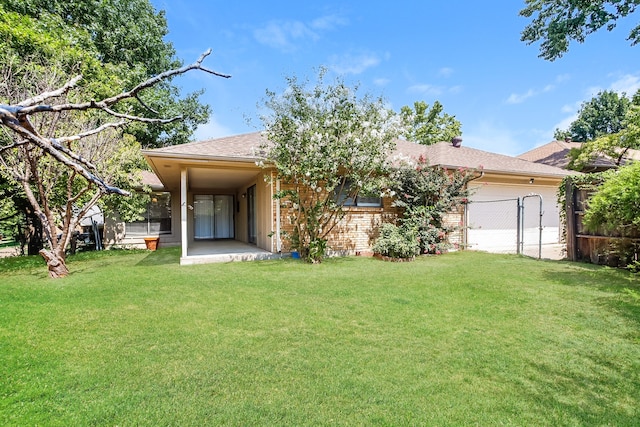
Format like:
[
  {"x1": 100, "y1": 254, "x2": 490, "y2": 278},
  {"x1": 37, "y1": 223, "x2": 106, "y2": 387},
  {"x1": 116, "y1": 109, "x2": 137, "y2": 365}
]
[
  {"x1": 555, "y1": 90, "x2": 632, "y2": 142},
  {"x1": 520, "y1": 0, "x2": 640, "y2": 60},
  {"x1": 0, "y1": 0, "x2": 228, "y2": 277},
  {"x1": 554, "y1": 90, "x2": 640, "y2": 170},
  {"x1": 0, "y1": 50, "x2": 229, "y2": 277},
  {"x1": 259, "y1": 69, "x2": 404, "y2": 263},
  {"x1": 400, "y1": 100, "x2": 461, "y2": 146},
  {"x1": 0, "y1": 0, "x2": 211, "y2": 148},
  {"x1": 570, "y1": 103, "x2": 640, "y2": 169}
]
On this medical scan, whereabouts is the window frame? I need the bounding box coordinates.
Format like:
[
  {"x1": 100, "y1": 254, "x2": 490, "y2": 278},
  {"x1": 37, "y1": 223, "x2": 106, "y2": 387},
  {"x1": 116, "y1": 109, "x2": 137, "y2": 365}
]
[
  {"x1": 126, "y1": 191, "x2": 172, "y2": 235},
  {"x1": 335, "y1": 179, "x2": 382, "y2": 208}
]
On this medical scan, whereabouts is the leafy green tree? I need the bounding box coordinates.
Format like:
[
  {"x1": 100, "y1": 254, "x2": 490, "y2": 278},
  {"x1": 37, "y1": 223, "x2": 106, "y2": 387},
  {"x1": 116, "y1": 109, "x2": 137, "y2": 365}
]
[
  {"x1": 0, "y1": 2, "x2": 229, "y2": 276},
  {"x1": 520, "y1": 0, "x2": 640, "y2": 60},
  {"x1": 400, "y1": 100, "x2": 461, "y2": 146},
  {"x1": 0, "y1": 50, "x2": 228, "y2": 277},
  {"x1": 0, "y1": 0, "x2": 229, "y2": 277},
  {"x1": 558, "y1": 91, "x2": 640, "y2": 170},
  {"x1": 555, "y1": 90, "x2": 632, "y2": 142},
  {"x1": 260, "y1": 69, "x2": 404, "y2": 263},
  {"x1": 584, "y1": 162, "x2": 640, "y2": 236},
  {"x1": 0, "y1": 0, "x2": 210, "y2": 148},
  {"x1": 570, "y1": 103, "x2": 640, "y2": 169}
]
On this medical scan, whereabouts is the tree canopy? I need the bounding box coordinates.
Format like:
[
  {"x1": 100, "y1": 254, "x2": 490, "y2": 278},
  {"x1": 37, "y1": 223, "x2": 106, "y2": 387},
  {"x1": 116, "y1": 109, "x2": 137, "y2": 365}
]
[
  {"x1": 0, "y1": 0, "x2": 228, "y2": 277},
  {"x1": 520, "y1": 0, "x2": 640, "y2": 60},
  {"x1": 555, "y1": 90, "x2": 632, "y2": 142},
  {"x1": 555, "y1": 90, "x2": 640, "y2": 170},
  {"x1": 0, "y1": 0, "x2": 210, "y2": 147},
  {"x1": 584, "y1": 161, "x2": 640, "y2": 235},
  {"x1": 400, "y1": 100, "x2": 461, "y2": 146}
]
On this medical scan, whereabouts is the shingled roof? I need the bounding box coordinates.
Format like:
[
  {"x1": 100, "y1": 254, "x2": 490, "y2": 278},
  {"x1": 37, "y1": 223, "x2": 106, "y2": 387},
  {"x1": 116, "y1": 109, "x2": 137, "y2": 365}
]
[
  {"x1": 145, "y1": 132, "x2": 267, "y2": 161},
  {"x1": 518, "y1": 140, "x2": 640, "y2": 171},
  {"x1": 144, "y1": 132, "x2": 575, "y2": 178},
  {"x1": 394, "y1": 139, "x2": 575, "y2": 178}
]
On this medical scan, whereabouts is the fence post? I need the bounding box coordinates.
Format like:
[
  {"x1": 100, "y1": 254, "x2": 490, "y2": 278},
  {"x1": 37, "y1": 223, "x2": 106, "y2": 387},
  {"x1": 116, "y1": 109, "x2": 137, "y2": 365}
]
[
  {"x1": 565, "y1": 179, "x2": 578, "y2": 261},
  {"x1": 516, "y1": 197, "x2": 521, "y2": 255}
]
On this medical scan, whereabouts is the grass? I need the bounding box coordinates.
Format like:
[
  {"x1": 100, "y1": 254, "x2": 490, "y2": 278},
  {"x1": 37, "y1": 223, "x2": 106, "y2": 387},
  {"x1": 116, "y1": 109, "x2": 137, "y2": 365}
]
[{"x1": 1, "y1": 248, "x2": 639, "y2": 426}]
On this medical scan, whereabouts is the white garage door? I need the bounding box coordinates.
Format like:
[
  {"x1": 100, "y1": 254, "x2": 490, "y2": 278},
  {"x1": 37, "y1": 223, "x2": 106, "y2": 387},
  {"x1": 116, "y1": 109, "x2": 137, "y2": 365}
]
[{"x1": 466, "y1": 184, "x2": 561, "y2": 256}]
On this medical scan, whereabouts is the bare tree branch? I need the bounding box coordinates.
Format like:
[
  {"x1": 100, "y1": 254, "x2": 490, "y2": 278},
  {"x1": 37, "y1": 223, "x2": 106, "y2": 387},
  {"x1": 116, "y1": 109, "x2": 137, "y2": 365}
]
[
  {"x1": 2, "y1": 113, "x2": 129, "y2": 195},
  {"x1": 101, "y1": 106, "x2": 182, "y2": 124},
  {"x1": 16, "y1": 75, "x2": 83, "y2": 108},
  {"x1": 0, "y1": 49, "x2": 230, "y2": 196},
  {"x1": 54, "y1": 120, "x2": 127, "y2": 144}
]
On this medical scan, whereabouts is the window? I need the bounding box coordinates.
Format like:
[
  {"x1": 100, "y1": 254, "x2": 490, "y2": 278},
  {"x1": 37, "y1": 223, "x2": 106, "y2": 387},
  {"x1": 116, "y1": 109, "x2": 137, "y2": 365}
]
[
  {"x1": 334, "y1": 179, "x2": 382, "y2": 207},
  {"x1": 127, "y1": 192, "x2": 172, "y2": 235}
]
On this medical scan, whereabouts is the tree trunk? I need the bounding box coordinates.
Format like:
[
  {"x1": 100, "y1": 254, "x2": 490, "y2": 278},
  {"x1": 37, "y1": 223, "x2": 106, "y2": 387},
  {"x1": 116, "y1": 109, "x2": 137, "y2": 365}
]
[{"x1": 39, "y1": 249, "x2": 69, "y2": 278}]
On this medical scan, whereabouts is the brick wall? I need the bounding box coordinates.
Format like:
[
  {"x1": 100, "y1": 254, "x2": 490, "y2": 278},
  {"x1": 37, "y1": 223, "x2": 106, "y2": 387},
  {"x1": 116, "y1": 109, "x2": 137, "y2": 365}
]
[{"x1": 274, "y1": 182, "x2": 400, "y2": 255}]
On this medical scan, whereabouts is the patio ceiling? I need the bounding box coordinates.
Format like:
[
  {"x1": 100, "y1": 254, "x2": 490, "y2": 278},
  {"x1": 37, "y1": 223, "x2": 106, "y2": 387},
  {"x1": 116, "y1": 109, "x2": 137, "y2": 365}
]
[
  {"x1": 145, "y1": 155, "x2": 264, "y2": 191},
  {"x1": 188, "y1": 167, "x2": 261, "y2": 189}
]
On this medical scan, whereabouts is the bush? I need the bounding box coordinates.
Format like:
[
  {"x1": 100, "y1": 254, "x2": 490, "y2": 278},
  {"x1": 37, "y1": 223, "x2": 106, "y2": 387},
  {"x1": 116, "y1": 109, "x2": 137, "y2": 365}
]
[
  {"x1": 372, "y1": 223, "x2": 420, "y2": 259},
  {"x1": 584, "y1": 162, "x2": 640, "y2": 235}
]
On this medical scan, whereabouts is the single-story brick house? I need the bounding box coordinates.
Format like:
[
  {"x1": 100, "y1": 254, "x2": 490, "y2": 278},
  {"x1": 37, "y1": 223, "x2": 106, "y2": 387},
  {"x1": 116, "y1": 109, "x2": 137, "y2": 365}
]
[{"x1": 103, "y1": 132, "x2": 576, "y2": 263}]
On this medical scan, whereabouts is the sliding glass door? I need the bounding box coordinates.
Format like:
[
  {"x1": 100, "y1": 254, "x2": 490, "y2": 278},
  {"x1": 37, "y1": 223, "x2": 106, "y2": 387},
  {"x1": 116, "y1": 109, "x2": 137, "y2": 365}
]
[{"x1": 194, "y1": 195, "x2": 234, "y2": 239}]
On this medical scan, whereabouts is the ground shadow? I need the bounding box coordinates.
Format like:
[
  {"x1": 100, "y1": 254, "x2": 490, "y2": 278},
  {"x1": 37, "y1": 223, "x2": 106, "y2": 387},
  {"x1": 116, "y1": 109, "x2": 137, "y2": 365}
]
[{"x1": 135, "y1": 247, "x2": 181, "y2": 267}]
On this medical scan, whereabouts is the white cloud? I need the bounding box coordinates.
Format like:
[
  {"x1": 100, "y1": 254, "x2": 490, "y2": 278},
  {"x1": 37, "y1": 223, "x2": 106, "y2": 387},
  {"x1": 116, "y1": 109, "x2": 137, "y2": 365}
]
[
  {"x1": 193, "y1": 118, "x2": 234, "y2": 141},
  {"x1": 506, "y1": 75, "x2": 568, "y2": 105},
  {"x1": 254, "y1": 14, "x2": 347, "y2": 52},
  {"x1": 408, "y1": 84, "x2": 443, "y2": 96},
  {"x1": 373, "y1": 77, "x2": 390, "y2": 86},
  {"x1": 254, "y1": 21, "x2": 316, "y2": 51},
  {"x1": 438, "y1": 67, "x2": 454, "y2": 78},
  {"x1": 329, "y1": 52, "x2": 381, "y2": 75},
  {"x1": 310, "y1": 14, "x2": 348, "y2": 30},
  {"x1": 506, "y1": 89, "x2": 536, "y2": 104},
  {"x1": 552, "y1": 113, "x2": 578, "y2": 136},
  {"x1": 609, "y1": 73, "x2": 640, "y2": 96},
  {"x1": 561, "y1": 101, "x2": 582, "y2": 114}
]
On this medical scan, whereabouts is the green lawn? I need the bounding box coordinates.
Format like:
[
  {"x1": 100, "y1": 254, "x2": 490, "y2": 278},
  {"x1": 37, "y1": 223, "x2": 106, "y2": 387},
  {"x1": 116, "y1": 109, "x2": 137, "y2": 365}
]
[{"x1": 1, "y1": 249, "x2": 639, "y2": 426}]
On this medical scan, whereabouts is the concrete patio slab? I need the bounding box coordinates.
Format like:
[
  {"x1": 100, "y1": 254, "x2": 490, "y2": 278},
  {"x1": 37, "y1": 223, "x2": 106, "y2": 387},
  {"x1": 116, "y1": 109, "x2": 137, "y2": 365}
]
[{"x1": 181, "y1": 240, "x2": 285, "y2": 265}]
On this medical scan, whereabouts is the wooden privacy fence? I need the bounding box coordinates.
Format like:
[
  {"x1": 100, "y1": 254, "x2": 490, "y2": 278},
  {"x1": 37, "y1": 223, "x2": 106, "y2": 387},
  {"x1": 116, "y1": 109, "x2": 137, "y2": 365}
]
[{"x1": 564, "y1": 179, "x2": 640, "y2": 266}]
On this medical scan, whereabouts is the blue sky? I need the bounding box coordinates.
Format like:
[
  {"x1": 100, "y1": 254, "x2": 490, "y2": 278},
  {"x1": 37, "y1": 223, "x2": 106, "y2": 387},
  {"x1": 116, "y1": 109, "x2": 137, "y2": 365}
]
[{"x1": 150, "y1": 0, "x2": 640, "y2": 156}]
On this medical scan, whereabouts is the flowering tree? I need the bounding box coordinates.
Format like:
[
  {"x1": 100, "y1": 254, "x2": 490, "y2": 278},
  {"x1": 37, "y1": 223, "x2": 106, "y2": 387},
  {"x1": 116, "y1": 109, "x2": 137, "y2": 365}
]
[
  {"x1": 260, "y1": 69, "x2": 403, "y2": 263},
  {"x1": 375, "y1": 155, "x2": 477, "y2": 256}
]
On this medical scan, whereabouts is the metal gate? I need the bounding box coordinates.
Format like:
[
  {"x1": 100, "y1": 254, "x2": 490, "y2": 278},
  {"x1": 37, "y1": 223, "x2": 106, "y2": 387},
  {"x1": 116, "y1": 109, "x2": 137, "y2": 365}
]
[{"x1": 466, "y1": 194, "x2": 543, "y2": 258}]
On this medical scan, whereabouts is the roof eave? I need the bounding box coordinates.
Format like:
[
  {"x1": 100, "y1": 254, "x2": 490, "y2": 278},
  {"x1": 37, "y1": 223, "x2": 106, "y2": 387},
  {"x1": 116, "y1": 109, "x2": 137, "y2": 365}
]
[{"x1": 142, "y1": 150, "x2": 267, "y2": 164}]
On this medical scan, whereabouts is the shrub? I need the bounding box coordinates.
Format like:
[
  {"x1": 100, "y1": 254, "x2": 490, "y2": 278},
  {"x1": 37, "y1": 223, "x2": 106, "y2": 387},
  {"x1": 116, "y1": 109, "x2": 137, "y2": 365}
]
[
  {"x1": 388, "y1": 156, "x2": 476, "y2": 255},
  {"x1": 584, "y1": 162, "x2": 640, "y2": 236},
  {"x1": 372, "y1": 223, "x2": 420, "y2": 259}
]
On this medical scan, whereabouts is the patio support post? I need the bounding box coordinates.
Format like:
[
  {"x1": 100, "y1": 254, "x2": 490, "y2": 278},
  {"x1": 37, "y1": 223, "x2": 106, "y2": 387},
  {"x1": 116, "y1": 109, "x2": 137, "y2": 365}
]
[
  {"x1": 276, "y1": 178, "x2": 281, "y2": 252},
  {"x1": 181, "y1": 167, "x2": 188, "y2": 258}
]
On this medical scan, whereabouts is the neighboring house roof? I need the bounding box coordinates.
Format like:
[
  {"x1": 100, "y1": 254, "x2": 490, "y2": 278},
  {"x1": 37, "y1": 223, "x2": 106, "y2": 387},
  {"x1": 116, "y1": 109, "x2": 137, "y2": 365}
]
[
  {"x1": 518, "y1": 140, "x2": 640, "y2": 171},
  {"x1": 393, "y1": 139, "x2": 576, "y2": 178},
  {"x1": 140, "y1": 170, "x2": 165, "y2": 191}
]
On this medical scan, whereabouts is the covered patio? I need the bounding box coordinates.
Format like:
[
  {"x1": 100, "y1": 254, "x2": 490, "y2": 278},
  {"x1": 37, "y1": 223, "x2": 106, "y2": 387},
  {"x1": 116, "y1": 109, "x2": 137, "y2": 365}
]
[{"x1": 142, "y1": 133, "x2": 282, "y2": 266}]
